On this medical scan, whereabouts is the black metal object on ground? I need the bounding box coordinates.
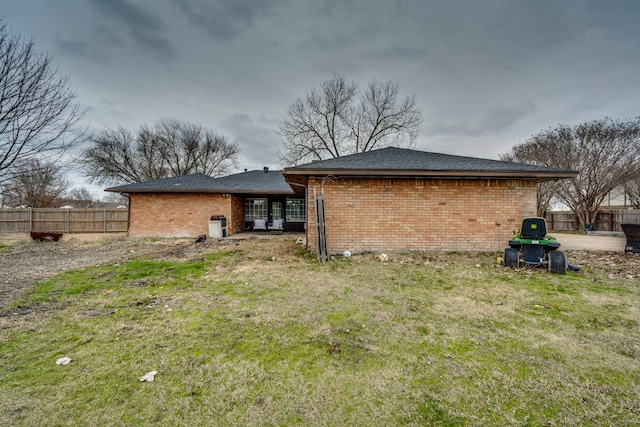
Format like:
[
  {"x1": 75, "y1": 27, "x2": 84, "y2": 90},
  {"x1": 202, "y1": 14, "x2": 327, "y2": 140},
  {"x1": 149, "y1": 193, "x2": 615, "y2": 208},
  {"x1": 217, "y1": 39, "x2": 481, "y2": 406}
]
[
  {"x1": 620, "y1": 223, "x2": 640, "y2": 254},
  {"x1": 30, "y1": 232, "x2": 63, "y2": 242}
]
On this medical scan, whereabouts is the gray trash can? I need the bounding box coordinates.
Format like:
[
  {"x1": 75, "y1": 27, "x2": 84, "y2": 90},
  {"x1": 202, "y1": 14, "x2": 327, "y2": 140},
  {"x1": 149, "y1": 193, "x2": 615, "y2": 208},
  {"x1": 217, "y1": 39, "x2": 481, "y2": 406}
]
[{"x1": 209, "y1": 216, "x2": 223, "y2": 238}]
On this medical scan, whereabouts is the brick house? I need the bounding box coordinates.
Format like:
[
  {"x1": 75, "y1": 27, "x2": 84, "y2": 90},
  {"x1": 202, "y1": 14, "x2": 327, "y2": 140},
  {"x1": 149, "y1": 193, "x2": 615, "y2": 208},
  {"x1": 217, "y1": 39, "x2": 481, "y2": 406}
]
[
  {"x1": 105, "y1": 169, "x2": 306, "y2": 238},
  {"x1": 105, "y1": 147, "x2": 575, "y2": 251},
  {"x1": 283, "y1": 147, "x2": 576, "y2": 253}
]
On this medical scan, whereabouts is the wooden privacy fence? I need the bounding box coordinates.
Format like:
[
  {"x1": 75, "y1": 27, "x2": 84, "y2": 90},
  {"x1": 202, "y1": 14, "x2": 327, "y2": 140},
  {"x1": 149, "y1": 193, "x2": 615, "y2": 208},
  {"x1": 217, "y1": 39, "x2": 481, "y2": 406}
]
[
  {"x1": 0, "y1": 208, "x2": 128, "y2": 233},
  {"x1": 545, "y1": 209, "x2": 640, "y2": 232}
]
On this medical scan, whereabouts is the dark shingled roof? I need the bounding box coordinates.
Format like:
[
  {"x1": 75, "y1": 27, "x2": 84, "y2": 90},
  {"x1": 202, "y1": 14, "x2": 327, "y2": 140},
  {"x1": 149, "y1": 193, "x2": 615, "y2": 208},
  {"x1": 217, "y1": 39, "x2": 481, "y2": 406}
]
[
  {"x1": 283, "y1": 147, "x2": 576, "y2": 180},
  {"x1": 105, "y1": 170, "x2": 294, "y2": 194},
  {"x1": 212, "y1": 170, "x2": 294, "y2": 194}
]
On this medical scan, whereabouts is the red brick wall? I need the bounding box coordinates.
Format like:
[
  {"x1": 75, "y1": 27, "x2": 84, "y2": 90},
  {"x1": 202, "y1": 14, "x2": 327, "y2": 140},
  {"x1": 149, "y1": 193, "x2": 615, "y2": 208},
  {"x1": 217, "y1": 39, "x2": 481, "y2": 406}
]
[
  {"x1": 306, "y1": 177, "x2": 537, "y2": 253},
  {"x1": 128, "y1": 193, "x2": 234, "y2": 238},
  {"x1": 229, "y1": 195, "x2": 245, "y2": 233}
]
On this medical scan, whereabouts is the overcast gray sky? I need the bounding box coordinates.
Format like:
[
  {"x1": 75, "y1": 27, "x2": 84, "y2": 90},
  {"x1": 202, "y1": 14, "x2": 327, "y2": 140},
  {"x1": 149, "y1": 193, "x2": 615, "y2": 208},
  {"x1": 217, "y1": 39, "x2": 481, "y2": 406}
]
[{"x1": 4, "y1": 0, "x2": 640, "y2": 191}]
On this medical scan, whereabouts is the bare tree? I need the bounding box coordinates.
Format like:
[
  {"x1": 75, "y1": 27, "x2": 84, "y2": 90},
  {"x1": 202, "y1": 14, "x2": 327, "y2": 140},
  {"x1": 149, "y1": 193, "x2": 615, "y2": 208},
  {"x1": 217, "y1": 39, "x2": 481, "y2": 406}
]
[
  {"x1": 279, "y1": 74, "x2": 422, "y2": 165},
  {"x1": 102, "y1": 191, "x2": 129, "y2": 207},
  {"x1": 0, "y1": 158, "x2": 69, "y2": 208},
  {"x1": 65, "y1": 187, "x2": 96, "y2": 208},
  {"x1": 81, "y1": 119, "x2": 240, "y2": 185},
  {"x1": 67, "y1": 187, "x2": 95, "y2": 202},
  {"x1": 500, "y1": 152, "x2": 561, "y2": 217},
  {"x1": 501, "y1": 117, "x2": 640, "y2": 229},
  {"x1": 624, "y1": 181, "x2": 640, "y2": 208},
  {"x1": 0, "y1": 20, "x2": 87, "y2": 184}
]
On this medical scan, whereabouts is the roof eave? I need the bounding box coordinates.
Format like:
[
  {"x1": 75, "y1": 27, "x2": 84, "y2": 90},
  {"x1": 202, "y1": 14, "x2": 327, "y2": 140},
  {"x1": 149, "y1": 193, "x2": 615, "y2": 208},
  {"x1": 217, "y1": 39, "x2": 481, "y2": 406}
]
[
  {"x1": 104, "y1": 188, "x2": 294, "y2": 195},
  {"x1": 282, "y1": 168, "x2": 578, "y2": 180}
]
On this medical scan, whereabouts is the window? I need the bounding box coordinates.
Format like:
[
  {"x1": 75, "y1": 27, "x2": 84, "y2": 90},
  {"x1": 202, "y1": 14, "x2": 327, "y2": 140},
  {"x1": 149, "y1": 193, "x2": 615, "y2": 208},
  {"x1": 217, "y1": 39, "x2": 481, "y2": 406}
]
[
  {"x1": 272, "y1": 201, "x2": 282, "y2": 220},
  {"x1": 286, "y1": 198, "x2": 305, "y2": 222},
  {"x1": 245, "y1": 198, "x2": 268, "y2": 221}
]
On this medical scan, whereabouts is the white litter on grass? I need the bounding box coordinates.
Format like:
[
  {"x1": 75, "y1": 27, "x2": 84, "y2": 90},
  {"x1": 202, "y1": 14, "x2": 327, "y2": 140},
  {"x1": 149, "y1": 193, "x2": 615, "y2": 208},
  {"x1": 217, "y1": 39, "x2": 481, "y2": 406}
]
[
  {"x1": 343, "y1": 250, "x2": 351, "y2": 257},
  {"x1": 296, "y1": 237, "x2": 306, "y2": 246},
  {"x1": 56, "y1": 357, "x2": 72, "y2": 366},
  {"x1": 139, "y1": 371, "x2": 158, "y2": 382},
  {"x1": 379, "y1": 254, "x2": 388, "y2": 262}
]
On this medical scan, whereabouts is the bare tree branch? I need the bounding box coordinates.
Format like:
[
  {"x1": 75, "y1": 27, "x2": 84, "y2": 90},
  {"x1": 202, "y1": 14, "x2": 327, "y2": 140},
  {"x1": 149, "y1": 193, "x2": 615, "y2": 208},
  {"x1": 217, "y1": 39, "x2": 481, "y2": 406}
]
[
  {"x1": 624, "y1": 181, "x2": 640, "y2": 208},
  {"x1": 64, "y1": 187, "x2": 96, "y2": 208},
  {"x1": 0, "y1": 20, "x2": 88, "y2": 184},
  {"x1": 279, "y1": 74, "x2": 422, "y2": 166},
  {"x1": 501, "y1": 117, "x2": 640, "y2": 229},
  {"x1": 80, "y1": 119, "x2": 240, "y2": 185},
  {"x1": 0, "y1": 158, "x2": 69, "y2": 207}
]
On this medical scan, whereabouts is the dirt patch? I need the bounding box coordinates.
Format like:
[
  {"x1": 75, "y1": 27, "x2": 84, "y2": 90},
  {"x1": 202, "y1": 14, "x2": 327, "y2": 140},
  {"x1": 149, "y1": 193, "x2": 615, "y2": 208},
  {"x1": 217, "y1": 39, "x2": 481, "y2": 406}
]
[
  {"x1": 0, "y1": 234, "x2": 240, "y2": 310},
  {"x1": 564, "y1": 250, "x2": 640, "y2": 279},
  {"x1": 1, "y1": 233, "x2": 638, "y2": 310}
]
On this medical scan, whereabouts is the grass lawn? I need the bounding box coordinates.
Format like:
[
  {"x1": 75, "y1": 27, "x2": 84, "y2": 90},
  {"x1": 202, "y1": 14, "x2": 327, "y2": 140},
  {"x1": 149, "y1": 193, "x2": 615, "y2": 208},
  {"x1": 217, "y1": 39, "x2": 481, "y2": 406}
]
[{"x1": 1, "y1": 238, "x2": 639, "y2": 426}]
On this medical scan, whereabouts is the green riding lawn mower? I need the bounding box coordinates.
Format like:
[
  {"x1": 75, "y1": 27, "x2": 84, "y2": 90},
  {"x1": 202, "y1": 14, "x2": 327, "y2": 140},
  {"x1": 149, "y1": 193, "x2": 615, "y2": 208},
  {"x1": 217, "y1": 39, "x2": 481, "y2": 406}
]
[{"x1": 503, "y1": 217, "x2": 573, "y2": 274}]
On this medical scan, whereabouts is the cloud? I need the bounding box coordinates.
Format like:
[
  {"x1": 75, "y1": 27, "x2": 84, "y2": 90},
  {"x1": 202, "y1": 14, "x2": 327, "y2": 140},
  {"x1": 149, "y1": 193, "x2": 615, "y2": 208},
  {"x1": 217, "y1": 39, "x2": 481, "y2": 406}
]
[
  {"x1": 57, "y1": 23, "x2": 125, "y2": 62},
  {"x1": 425, "y1": 103, "x2": 537, "y2": 138},
  {"x1": 6, "y1": 0, "x2": 640, "y2": 178},
  {"x1": 57, "y1": 40, "x2": 104, "y2": 62},
  {"x1": 86, "y1": 0, "x2": 173, "y2": 58},
  {"x1": 361, "y1": 46, "x2": 428, "y2": 63},
  {"x1": 172, "y1": 0, "x2": 277, "y2": 40},
  {"x1": 223, "y1": 113, "x2": 282, "y2": 170}
]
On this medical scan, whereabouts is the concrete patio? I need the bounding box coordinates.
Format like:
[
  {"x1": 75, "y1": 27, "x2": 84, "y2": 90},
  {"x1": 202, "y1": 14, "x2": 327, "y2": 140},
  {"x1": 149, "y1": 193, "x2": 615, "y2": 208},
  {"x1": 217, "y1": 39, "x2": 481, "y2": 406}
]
[{"x1": 551, "y1": 233, "x2": 626, "y2": 252}]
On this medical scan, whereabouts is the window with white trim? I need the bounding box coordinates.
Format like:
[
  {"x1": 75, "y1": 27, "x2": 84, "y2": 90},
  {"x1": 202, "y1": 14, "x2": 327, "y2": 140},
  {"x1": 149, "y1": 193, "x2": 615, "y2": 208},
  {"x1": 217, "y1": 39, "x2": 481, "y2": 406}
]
[
  {"x1": 245, "y1": 198, "x2": 268, "y2": 221},
  {"x1": 272, "y1": 201, "x2": 282, "y2": 220},
  {"x1": 286, "y1": 198, "x2": 305, "y2": 222}
]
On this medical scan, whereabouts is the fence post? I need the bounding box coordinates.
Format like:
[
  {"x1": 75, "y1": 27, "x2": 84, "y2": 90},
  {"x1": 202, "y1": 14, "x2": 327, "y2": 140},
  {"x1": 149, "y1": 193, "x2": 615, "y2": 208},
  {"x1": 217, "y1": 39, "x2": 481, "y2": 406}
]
[
  {"x1": 29, "y1": 207, "x2": 32, "y2": 232},
  {"x1": 66, "y1": 209, "x2": 70, "y2": 233},
  {"x1": 104, "y1": 208, "x2": 107, "y2": 233},
  {"x1": 609, "y1": 212, "x2": 614, "y2": 231}
]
